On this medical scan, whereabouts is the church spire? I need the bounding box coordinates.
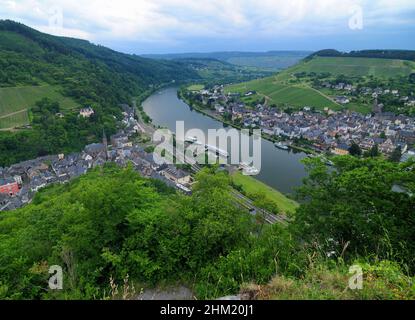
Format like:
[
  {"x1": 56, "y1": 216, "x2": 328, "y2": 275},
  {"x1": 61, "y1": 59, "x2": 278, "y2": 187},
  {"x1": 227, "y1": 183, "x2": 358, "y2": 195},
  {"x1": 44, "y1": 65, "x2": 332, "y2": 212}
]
[{"x1": 102, "y1": 128, "x2": 108, "y2": 148}]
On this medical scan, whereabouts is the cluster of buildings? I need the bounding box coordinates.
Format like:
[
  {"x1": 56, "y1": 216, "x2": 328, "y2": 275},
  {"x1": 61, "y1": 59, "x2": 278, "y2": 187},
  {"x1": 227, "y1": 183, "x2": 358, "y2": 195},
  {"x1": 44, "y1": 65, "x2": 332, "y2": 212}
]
[
  {"x1": 320, "y1": 82, "x2": 415, "y2": 107},
  {"x1": 192, "y1": 86, "x2": 415, "y2": 157},
  {"x1": 0, "y1": 105, "x2": 193, "y2": 212}
]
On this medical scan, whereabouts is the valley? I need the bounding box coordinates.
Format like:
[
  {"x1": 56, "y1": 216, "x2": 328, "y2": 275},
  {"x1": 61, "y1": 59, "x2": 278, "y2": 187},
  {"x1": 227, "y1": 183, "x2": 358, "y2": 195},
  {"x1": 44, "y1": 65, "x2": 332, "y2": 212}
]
[{"x1": 0, "y1": 16, "x2": 414, "y2": 303}]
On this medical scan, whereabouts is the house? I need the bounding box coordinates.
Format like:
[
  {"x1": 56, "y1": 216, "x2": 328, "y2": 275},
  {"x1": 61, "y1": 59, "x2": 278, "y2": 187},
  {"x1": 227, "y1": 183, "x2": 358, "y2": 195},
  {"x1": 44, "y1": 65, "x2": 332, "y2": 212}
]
[
  {"x1": 111, "y1": 133, "x2": 132, "y2": 148},
  {"x1": 244, "y1": 91, "x2": 256, "y2": 97},
  {"x1": 162, "y1": 167, "x2": 193, "y2": 186},
  {"x1": 84, "y1": 143, "x2": 107, "y2": 158},
  {"x1": 334, "y1": 96, "x2": 350, "y2": 104},
  {"x1": 397, "y1": 130, "x2": 415, "y2": 145},
  {"x1": 79, "y1": 107, "x2": 95, "y2": 118},
  {"x1": 401, "y1": 149, "x2": 415, "y2": 163},
  {"x1": 332, "y1": 143, "x2": 350, "y2": 156},
  {"x1": 0, "y1": 177, "x2": 20, "y2": 196},
  {"x1": 0, "y1": 193, "x2": 10, "y2": 208},
  {"x1": 214, "y1": 104, "x2": 225, "y2": 113}
]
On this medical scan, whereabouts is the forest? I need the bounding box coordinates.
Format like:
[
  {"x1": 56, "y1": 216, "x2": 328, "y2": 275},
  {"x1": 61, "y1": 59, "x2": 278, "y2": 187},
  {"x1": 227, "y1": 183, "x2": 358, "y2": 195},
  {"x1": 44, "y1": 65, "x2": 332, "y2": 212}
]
[
  {"x1": 0, "y1": 157, "x2": 414, "y2": 300},
  {"x1": 310, "y1": 49, "x2": 415, "y2": 61}
]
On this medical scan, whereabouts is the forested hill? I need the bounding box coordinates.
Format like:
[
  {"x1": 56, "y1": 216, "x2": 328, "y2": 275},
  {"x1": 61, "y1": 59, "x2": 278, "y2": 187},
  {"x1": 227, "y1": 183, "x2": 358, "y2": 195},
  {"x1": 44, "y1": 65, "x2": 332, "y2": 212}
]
[
  {"x1": 0, "y1": 20, "x2": 202, "y2": 166},
  {"x1": 308, "y1": 49, "x2": 415, "y2": 61},
  {"x1": 0, "y1": 19, "x2": 199, "y2": 105}
]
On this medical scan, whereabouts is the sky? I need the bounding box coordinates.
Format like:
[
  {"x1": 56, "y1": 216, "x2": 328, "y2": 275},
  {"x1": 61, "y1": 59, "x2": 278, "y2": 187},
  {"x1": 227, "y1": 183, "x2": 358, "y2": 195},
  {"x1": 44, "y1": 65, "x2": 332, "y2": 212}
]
[{"x1": 1, "y1": 0, "x2": 414, "y2": 54}]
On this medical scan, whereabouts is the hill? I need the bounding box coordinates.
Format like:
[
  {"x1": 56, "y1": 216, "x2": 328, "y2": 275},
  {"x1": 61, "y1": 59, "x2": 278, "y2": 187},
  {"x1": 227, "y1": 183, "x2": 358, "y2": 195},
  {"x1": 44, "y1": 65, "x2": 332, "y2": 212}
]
[
  {"x1": 309, "y1": 49, "x2": 415, "y2": 61},
  {"x1": 143, "y1": 51, "x2": 311, "y2": 71},
  {"x1": 0, "y1": 21, "x2": 262, "y2": 166},
  {"x1": 225, "y1": 54, "x2": 415, "y2": 112},
  {"x1": 0, "y1": 85, "x2": 77, "y2": 129},
  {"x1": 1, "y1": 159, "x2": 413, "y2": 300},
  {"x1": 175, "y1": 58, "x2": 272, "y2": 85},
  {"x1": 225, "y1": 75, "x2": 340, "y2": 110},
  {"x1": 289, "y1": 56, "x2": 415, "y2": 79}
]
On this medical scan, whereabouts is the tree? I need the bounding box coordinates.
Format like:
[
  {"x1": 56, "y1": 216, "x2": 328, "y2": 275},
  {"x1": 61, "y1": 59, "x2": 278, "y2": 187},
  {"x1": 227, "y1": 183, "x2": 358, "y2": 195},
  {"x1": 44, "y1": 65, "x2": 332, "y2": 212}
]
[
  {"x1": 348, "y1": 142, "x2": 362, "y2": 157},
  {"x1": 389, "y1": 146, "x2": 402, "y2": 163},
  {"x1": 364, "y1": 144, "x2": 380, "y2": 158},
  {"x1": 292, "y1": 156, "x2": 415, "y2": 270}
]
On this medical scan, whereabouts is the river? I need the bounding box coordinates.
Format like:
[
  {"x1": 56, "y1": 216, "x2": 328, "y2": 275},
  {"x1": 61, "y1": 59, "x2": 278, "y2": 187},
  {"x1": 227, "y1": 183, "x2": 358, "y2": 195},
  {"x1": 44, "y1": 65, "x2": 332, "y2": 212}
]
[{"x1": 142, "y1": 87, "x2": 308, "y2": 195}]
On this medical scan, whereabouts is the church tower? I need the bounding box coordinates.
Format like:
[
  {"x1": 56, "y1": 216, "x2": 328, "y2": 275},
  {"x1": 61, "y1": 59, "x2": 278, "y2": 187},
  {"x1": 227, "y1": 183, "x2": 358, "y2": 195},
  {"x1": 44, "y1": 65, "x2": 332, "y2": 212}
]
[
  {"x1": 102, "y1": 129, "x2": 108, "y2": 161},
  {"x1": 372, "y1": 96, "x2": 382, "y2": 114},
  {"x1": 102, "y1": 129, "x2": 108, "y2": 148}
]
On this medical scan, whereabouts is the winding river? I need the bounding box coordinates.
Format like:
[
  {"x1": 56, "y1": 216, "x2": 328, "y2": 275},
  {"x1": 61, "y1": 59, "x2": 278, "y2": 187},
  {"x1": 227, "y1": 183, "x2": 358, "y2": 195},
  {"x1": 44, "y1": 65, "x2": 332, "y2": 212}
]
[{"x1": 142, "y1": 87, "x2": 308, "y2": 195}]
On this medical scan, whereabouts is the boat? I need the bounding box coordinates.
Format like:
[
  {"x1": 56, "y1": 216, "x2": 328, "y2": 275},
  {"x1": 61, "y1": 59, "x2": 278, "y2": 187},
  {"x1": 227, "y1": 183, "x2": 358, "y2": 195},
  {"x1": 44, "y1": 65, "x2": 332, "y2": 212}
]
[
  {"x1": 242, "y1": 166, "x2": 260, "y2": 176},
  {"x1": 205, "y1": 144, "x2": 229, "y2": 157},
  {"x1": 274, "y1": 142, "x2": 289, "y2": 150},
  {"x1": 185, "y1": 136, "x2": 198, "y2": 143}
]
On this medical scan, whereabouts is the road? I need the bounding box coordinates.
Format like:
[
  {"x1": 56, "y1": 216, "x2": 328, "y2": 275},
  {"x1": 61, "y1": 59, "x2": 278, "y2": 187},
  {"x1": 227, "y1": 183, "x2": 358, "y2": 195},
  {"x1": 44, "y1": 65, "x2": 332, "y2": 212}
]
[{"x1": 230, "y1": 189, "x2": 289, "y2": 225}]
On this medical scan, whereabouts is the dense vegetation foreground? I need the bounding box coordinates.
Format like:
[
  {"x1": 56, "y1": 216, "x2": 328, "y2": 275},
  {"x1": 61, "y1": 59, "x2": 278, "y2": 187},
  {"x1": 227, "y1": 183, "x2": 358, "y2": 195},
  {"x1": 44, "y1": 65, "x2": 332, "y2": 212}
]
[{"x1": 0, "y1": 157, "x2": 414, "y2": 300}]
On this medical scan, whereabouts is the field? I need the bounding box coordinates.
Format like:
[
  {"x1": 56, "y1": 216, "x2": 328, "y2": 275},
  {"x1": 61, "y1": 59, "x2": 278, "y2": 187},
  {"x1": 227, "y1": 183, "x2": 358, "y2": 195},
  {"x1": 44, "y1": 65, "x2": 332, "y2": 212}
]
[
  {"x1": 225, "y1": 56, "x2": 415, "y2": 112},
  {"x1": 0, "y1": 85, "x2": 77, "y2": 129},
  {"x1": 226, "y1": 77, "x2": 340, "y2": 110},
  {"x1": 284, "y1": 56, "x2": 415, "y2": 79},
  {"x1": 232, "y1": 171, "x2": 299, "y2": 214},
  {"x1": 187, "y1": 84, "x2": 205, "y2": 91}
]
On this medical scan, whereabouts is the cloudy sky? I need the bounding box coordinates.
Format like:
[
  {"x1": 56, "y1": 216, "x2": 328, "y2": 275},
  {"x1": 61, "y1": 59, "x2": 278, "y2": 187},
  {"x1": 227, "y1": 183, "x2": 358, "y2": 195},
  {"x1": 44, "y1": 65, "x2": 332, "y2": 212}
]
[{"x1": 1, "y1": 0, "x2": 414, "y2": 54}]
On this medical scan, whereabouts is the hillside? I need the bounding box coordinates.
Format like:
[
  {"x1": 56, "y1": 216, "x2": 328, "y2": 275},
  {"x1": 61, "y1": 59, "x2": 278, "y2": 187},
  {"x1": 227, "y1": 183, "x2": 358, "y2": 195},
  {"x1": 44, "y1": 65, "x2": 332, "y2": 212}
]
[
  {"x1": 226, "y1": 76, "x2": 340, "y2": 110},
  {"x1": 0, "y1": 20, "x2": 202, "y2": 129},
  {"x1": 143, "y1": 51, "x2": 311, "y2": 71},
  {"x1": 288, "y1": 56, "x2": 415, "y2": 79},
  {"x1": 0, "y1": 21, "x2": 263, "y2": 166},
  {"x1": 225, "y1": 54, "x2": 415, "y2": 112},
  {"x1": 309, "y1": 49, "x2": 415, "y2": 62},
  {"x1": 176, "y1": 58, "x2": 272, "y2": 85},
  {"x1": 1, "y1": 158, "x2": 413, "y2": 300},
  {"x1": 0, "y1": 85, "x2": 77, "y2": 129}
]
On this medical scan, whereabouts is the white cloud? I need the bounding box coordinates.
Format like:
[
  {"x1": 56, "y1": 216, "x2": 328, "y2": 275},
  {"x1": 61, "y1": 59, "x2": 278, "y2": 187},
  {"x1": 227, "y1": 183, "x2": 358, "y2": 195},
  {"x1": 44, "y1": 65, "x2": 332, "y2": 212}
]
[{"x1": 0, "y1": 0, "x2": 414, "y2": 44}]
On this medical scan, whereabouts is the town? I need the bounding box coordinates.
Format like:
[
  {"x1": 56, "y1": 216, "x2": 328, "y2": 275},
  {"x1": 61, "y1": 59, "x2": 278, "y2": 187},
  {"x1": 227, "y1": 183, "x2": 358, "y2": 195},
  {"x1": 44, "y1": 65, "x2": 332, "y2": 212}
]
[
  {"x1": 0, "y1": 105, "x2": 194, "y2": 212},
  {"x1": 183, "y1": 85, "x2": 415, "y2": 158}
]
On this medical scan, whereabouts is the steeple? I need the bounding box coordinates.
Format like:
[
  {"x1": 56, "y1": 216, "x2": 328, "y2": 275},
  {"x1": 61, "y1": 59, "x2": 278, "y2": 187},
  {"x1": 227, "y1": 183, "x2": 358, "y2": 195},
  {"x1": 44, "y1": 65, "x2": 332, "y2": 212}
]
[
  {"x1": 373, "y1": 96, "x2": 382, "y2": 114},
  {"x1": 102, "y1": 129, "x2": 108, "y2": 161}
]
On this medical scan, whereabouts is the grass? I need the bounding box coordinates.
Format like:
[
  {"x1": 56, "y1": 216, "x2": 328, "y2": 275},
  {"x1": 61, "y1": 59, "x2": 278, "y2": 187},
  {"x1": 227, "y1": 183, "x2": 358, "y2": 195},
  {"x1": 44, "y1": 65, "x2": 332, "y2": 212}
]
[
  {"x1": 0, "y1": 85, "x2": 77, "y2": 129},
  {"x1": 0, "y1": 110, "x2": 29, "y2": 129},
  {"x1": 225, "y1": 56, "x2": 415, "y2": 112},
  {"x1": 293, "y1": 56, "x2": 415, "y2": 78},
  {"x1": 187, "y1": 84, "x2": 205, "y2": 92},
  {"x1": 249, "y1": 260, "x2": 415, "y2": 300},
  {"x1": 231, "y1": 171, "x2": 299, "y2": 214},
  {"x1": 226, "y1": 77, "x2": 339, "y2": 110}
]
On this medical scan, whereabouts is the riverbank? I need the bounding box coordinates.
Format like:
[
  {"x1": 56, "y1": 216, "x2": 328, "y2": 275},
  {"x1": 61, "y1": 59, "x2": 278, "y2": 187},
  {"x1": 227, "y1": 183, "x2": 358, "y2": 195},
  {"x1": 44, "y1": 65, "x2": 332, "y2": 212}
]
[
  {"x1": 140, "y1": 87, "x2": 300, "y2": 212},
  {"x1": 231, "y1": 171, "x2": 299, "y2": 214},
  {"x1": 178, "y1": 88, "x2": 317, "y2": 155}
]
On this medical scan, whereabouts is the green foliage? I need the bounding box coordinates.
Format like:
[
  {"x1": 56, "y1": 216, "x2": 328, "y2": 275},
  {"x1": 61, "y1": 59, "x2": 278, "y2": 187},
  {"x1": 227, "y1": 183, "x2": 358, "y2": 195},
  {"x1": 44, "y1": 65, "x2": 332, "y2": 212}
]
[
  {"x1": 0, "y1": 98, "x2": 117, "y2": 166},
  {"x1": 0, "y1": 166, "x2": 252, "y2": 299},
  {"x1": 293, "y1": 156, "x2": 415, "y2": 271},
  {"x1": 364, "y1": 144, "x2": 380, "y2": 158},
  {"x1": 0, "y1": 160, "x2": 414, "y2": 300},
  {"x1": 259, "y1": 259, "x2": 415, "y2": 300},
  {"x1": 195, "y1": 224, "x2": 307, "y2": 298},
  {"x1": 348, "y1": 142, "x2": 362, "y2": 157},
  {"x1": 311, "y1": 49, "x2": 415, "y2": 62},
  {"x1": 389, "y1": 146, "x2": 402, "y2": 163},
  {"x1": 0, "y1": 20, "x2": 199, "y2": 165}
]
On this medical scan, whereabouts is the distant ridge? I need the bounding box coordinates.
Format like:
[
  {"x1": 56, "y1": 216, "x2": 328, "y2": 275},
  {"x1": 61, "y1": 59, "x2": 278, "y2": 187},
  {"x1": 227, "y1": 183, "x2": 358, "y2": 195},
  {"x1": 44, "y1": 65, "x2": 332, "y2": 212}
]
[
  {"x1": 142, "y1": 51, "x2": 312, "y2": 71},
  {"x1": 308, "y1": 49, "x2": 415, "y2": 61}
]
